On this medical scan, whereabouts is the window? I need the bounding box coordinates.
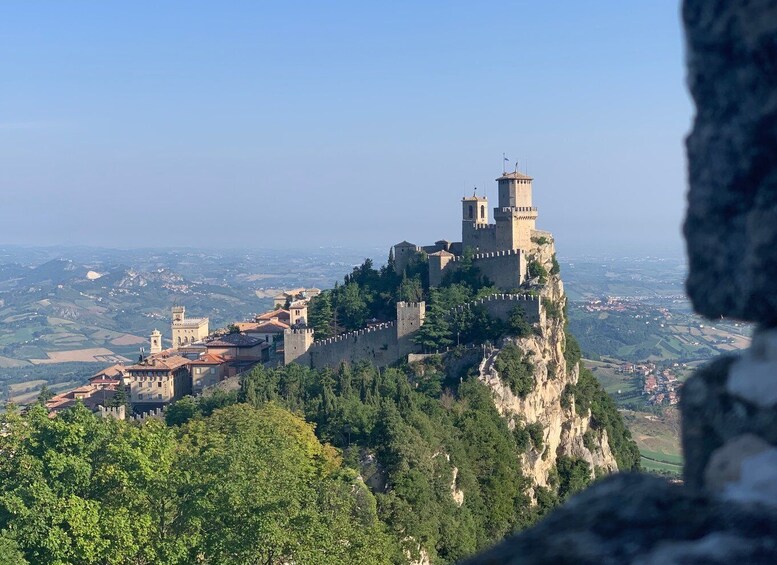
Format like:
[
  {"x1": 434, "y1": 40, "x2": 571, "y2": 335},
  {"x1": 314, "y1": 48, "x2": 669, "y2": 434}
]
[
  {"x1": 157, "y1": 394, "x2": 162, "y2": 400},
  {"x1": 468, "y1": 205, "x2": 473, "y2": 219},
  {"x1": 158, "y1": 381, "x2": 162, "y2": 387},
  {"x1": 138, "y1": 393, "x2": 144, "y2": 400},
  {"x1": 481, "y1": 204, "x2": 485, "y2": 219}
]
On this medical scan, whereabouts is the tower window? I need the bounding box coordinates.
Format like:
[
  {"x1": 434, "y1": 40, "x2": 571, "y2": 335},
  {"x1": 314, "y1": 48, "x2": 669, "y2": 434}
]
[
  {"x1": 469, "y1": 205, "x2": 473, "y2": 219},
  {"x1": 480, "y1": 205, "x2": 485, "y2": 219}
]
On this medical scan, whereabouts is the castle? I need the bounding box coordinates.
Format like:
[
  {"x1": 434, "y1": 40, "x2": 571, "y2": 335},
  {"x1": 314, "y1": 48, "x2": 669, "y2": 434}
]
[
  {"x1": 282, "y1": 168, "x2": 548, "y2": 370},
  {"x1": 393, "y1": 170, "x2": 548, "y2": 290}
]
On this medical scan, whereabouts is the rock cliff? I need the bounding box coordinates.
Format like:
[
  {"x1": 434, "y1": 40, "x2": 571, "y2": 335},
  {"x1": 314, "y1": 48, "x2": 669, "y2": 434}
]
[{"x1": 479, "y1": 233, "x2": 618, "y2": 489}]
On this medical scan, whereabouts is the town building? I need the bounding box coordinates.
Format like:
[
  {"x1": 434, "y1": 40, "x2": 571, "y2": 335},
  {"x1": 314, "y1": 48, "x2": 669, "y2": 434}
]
[
  {"x1": 125, "y1": 354, "x2": 192, "y2": 412},
  {"x1": 171, "y1": 305, "x2": 209, "y2": 348},
  {"x1": 189, "y1": 353, "x2": 228, "y2": 393},
  {"x1": 45, "y1": 364, "x2": 125, "y2": 416}
]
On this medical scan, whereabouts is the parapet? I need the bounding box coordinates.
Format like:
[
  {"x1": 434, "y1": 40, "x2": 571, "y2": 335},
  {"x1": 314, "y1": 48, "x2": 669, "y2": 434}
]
[
  {"x1": 310, "y1": 321, "x2": 396, "y2": 348},
  {"x1": 448, "y1": 248, "x2": 524, "y2": 263},
  {"x1": 285, "y1": 327, "x2": 315, "y2": 335}
]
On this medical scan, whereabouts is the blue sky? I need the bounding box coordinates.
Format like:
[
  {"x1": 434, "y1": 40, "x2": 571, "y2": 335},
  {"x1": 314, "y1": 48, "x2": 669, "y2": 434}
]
[{"x1": 0, "y1": 1, "x2": 690, "y2": 257}]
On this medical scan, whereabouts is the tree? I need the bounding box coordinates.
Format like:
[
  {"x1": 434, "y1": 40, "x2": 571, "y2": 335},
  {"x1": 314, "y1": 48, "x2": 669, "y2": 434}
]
[
  {"x1": 339, "y1": 282, "x2": 369, "y2": 330},
  {"x1": 412, "y1": 292, "x2": 452, "y2": 352},
  {"x1": 36, "y1": 385, "x2": 54, "y2": 404},
  {"x1": 398, "y1": 274, "x2": 424, "y2": 303},
  {"x1": 309, "y1": 292, "x2": 335, "y2": 339}
]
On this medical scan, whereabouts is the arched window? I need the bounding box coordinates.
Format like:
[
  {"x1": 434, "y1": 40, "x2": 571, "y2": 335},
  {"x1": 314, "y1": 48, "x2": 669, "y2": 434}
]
[
  {"x1": 469, "y1": 205, "x2": 474, "y2": 219},
  {"x1": 177, "y1": 336, "x2": 182, "y2": 346},
  {"x1": 480, "y1": 205, "x2": 485, "y2": 219}
]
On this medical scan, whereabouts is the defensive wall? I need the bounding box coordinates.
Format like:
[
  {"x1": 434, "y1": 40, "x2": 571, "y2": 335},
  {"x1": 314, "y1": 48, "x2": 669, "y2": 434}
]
[
  {"x1": 429, "y1": 248, "x2": 526, "y2": 289},
  {"x1": 284, "y1": 294, "x2": 541, "y2": 370}
]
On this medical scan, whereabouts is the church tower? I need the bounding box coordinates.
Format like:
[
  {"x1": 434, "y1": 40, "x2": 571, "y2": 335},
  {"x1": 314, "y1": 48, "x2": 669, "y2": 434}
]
[
  {"x1": 494, "y1": 171, "x2": 538, "y2": 250},
  {"x1": 150, "y1": 329, "x2": 162, "y2": 354},
  {"x1": 461, "y1": 193, "x2": 496, "y2": 252}
]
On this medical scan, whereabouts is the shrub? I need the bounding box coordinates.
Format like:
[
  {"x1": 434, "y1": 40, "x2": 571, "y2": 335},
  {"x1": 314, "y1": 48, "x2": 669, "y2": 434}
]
[
  {"x1": 494, "y1": 344, "x2": 535, "y2": 398},
  {"x1": 527, "y1": 259, "x2": 548, "y2": 284},
  {"x1": 526, "y1": 422, "x2": 544, "y2": 450}
]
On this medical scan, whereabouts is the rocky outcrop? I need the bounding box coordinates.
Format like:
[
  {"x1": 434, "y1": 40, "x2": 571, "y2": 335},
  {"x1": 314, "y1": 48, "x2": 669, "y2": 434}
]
[
  {"x1": 684, "y1": 0, "x2": 777, "y2": 324},
  {"x1": 466, "y1": 1, "x2": 777, "y2": 562},
  {"x1": 480, "y1": 235, "x2": 618, "y2": 488}
]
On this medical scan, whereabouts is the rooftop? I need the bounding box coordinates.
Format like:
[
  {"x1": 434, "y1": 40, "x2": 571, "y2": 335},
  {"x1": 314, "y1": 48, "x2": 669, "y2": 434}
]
[
  {"x1": 189, "y1": 353, "x2": 226, "y2": 365},
  {"x1": 126, "y1": 354, "x2": 190, "y2": 372},
  {"x1": 205, "y1": 333, "x2": 264, "y2": 348},
  {"x1": 497, "y1": 171, "x2": 533, "y2": 181}
]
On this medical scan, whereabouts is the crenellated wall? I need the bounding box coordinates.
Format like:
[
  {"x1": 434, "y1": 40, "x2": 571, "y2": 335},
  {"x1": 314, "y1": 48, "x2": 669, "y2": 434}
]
[
  {"x1": 429, "y1": 248, "x2": 526, "y2": 289},
  {"x1": 285, "y1": 294, "x2": 540, "y2": 370}
]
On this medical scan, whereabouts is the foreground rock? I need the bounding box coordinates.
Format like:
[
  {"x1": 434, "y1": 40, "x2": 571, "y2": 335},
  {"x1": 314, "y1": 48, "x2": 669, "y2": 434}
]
[{"x1": 464, "y1": 473, "x2": 777, "y2": 564}]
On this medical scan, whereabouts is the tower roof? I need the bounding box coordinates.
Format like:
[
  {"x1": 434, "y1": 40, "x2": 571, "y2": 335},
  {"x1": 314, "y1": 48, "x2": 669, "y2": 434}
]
[{"x1": 497, "y1": 171, "x2": 533, "y2": 181}]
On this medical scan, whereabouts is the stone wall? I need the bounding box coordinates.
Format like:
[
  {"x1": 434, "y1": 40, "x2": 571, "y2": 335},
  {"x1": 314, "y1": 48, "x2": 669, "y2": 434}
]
[
  {"x1": 430, "y1": 249, "x2": 526, "y2": 290},
  {"x1": 286, "y1": 294, "x2": 541, "y2": 371},
  {"x1": 308, "y1": 323, "x2": 400, "y2": 369}
]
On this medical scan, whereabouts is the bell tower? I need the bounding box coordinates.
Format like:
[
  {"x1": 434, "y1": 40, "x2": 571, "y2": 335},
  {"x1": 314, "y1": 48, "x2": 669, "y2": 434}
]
[{"x1": 150, "y1": 329, "x2": 162, "y2": 354}]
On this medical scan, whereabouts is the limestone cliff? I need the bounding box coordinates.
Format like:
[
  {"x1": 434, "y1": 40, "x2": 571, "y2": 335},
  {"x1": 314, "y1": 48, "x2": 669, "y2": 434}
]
[{"x1": 479, "y1": 232, "x2": 619, "y2": 489}]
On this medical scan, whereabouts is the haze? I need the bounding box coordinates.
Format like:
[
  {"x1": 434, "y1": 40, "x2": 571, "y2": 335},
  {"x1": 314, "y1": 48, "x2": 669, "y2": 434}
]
[{"x1": 0, "y1": 1, "x2": 690, "y2": 257}]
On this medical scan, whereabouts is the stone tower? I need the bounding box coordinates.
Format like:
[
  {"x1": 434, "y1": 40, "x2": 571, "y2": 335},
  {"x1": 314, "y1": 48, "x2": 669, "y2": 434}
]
[
  {"x1": 397, "y1": 301, "x2": 426, "y2": 339},
  {"x1": 284, "y1": 327, "x2": 314, "y2": 365},
  {"x1": 150, "y1": 329, "x2": 162, "y2": 354},
  {"x1": 171, "y1": 305, "x2": 185, "y2": 323},
  {"x1": 494, "y1": 171, "x2": 537, "y2": 251}
]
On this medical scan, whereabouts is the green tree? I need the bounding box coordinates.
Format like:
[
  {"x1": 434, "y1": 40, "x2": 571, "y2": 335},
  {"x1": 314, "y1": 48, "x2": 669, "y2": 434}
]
[
  {"x1": 412, "y1": 292, "x2": 452, "y2": 352},
  {"x1": 308, "y1": 292, "x2": 335, "y2": 339},
  {"x1": 339, "y1": 282, "x2": 369, "y2": 330},
  {"x1": 36, "y1": 385, "x2": 54, "y2": 404},
  {"x1": 398, "y1": 273, "x2": 424, "y2": 303}
]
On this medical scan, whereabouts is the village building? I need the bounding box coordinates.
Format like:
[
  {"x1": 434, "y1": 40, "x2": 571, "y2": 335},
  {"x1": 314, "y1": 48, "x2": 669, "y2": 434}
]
[
  {"x1": 189, "y1": 353, "x2": 228, "y2": 393},
  {"x1": 125, "y1": 354, "x2": 191, "y2": 412},
  {"x1": 171, "y1": 305, "x2": 209, "y2": 348},
  {"x1": 272, "y1": 287, "x2": 321, "y2": 308}
]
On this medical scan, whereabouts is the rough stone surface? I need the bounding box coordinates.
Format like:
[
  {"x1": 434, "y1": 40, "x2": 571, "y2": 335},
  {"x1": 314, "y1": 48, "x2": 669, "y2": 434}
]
[
  {"x1": 683, "y1": 0, "x2": 777, "y2": 324},
  {"x1": 681, "y1": 354, "x2": 777, "y2": 490},
  {"x1": 463, "y1": 473, "x2": 777, "y2": 565},
  {"x1": 704, "y1": 434, "x2": 773, "y2": 493}
]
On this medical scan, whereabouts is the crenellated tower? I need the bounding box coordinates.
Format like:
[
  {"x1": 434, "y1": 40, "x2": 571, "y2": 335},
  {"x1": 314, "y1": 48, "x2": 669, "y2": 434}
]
[{"x1": 493, "y1": 171, "x2": 538, "y2": 251}]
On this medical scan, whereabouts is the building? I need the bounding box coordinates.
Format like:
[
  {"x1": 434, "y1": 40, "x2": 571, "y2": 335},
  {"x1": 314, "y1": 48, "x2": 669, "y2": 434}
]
[
  {"x1": 189, "y1": 353, "x2": 228, "y2": 393},
  {"x1": 272, "y1": 288, "x2": 321, "y2": 308},
  {"x1": 204, "y1": 333, "x2": 270, "y2": 375},
  {"x1": 150, "y1": 329, "x2": 162, "y2": 354},
  {"x1": 238, "y1": 319, "x2": 290, "y2": 344},
  {"x1": 125, "y1": 354, "x2": 192, "y2": 411},
  {"x1": 45, "y1": 365, "x2": 124, "y2": 416},
  {"x1": 393, "y1": 170, "x2": 544, "y2": 290},
  {"x1": 171, "y1": 305, "x2": 209, "y2": 348}
]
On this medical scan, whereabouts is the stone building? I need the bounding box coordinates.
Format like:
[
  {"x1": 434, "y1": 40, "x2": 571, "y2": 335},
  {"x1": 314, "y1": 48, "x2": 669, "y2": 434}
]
[
  {"x1": 393, "y1": 170, "x2": 543, "y2": 290},
  {"x1": 125, "y1": 354, "x2": 192, "y2": 411},
  {"x1": 171, "y1": 305, "x2": 209, "y2": 348}
]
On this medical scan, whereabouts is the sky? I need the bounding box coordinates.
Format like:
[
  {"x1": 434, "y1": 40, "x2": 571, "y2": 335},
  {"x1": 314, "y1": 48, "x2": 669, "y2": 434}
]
[{"x1": 0, "y1": 1, "x2": 692, "y2": 258}]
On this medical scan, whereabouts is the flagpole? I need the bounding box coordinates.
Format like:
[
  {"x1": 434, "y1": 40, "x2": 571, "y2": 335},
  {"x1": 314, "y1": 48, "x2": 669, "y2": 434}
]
[{"x1": 502, "y1": 153, "x2": 506, "y2": 174}]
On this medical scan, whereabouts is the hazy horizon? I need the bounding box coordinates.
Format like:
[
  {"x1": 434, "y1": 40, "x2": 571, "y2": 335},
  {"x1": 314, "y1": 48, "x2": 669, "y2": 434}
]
[{"x1": 1, "y1": 2, "x2": 690, "y2": 256}]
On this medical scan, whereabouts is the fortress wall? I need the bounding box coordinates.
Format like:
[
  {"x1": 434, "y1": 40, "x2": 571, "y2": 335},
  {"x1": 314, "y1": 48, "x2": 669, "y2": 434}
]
[
  {"x1": 452, "y1": 293, "x2": 542, "y2": 325},
  {"x1": 471, "y1": 250, "x2": 525, "y2": 289},
  {"x1": 286, "y1": 294, "x2": 541, "y2": 371},
  {"x1": 430, "y1": 249, "x2": 525, "y2": 289},
  {"x1": 462, "y1": 222, "x2": 497, "y2": 253},
  {"x1": 308, "y1": 323, "x2": 401, "y2": 369}
]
